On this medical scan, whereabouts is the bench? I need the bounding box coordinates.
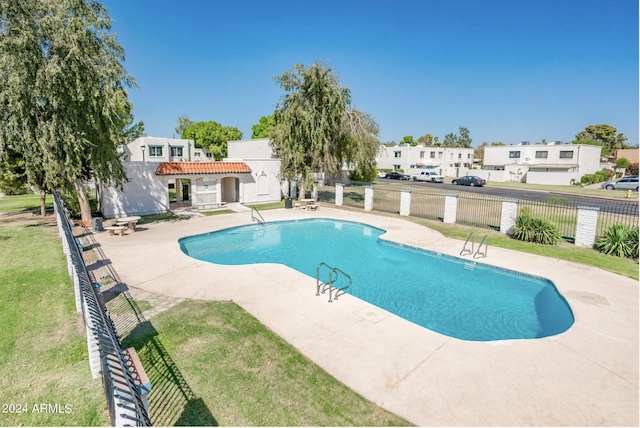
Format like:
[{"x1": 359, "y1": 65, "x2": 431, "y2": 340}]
[
  {"x1": 307, "y1": 203, "x2": 320, "y2": 211},
  {"x1": 104, "y1": 225, "x2": 127, "y2": 236}
]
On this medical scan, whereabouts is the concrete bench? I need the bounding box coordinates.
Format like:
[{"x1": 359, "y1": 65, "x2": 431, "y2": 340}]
[
  {"x1": 104, "y1": 225, "x2": 127, "y2": 236},
  {"x1": 308, "y1": 203, "x2": 320, "y2": 211}
]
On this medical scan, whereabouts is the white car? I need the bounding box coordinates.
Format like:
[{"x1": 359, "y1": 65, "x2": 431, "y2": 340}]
[
  {"x1": 600, "y1": 176, "x2": 638, "y2": 191},
  {"x1": 411, "y1": 171, "x2": 444, "y2": 183},
  {"x1": 376, "y1": 171, "x2": 387, "y2": 178}
]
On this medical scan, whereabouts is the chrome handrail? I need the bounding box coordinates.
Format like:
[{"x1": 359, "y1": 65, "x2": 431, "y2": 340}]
[
  {"x1": 251, "y1": 207, "x2": 265, "y2": 225},
  {"x1": 460, "y1": 232, "x2": 475, "y2": 256},
  {"x1": 329, "y1": 267, "x2": 352, "y2": 302},
  {"x1": 474, "y1": 235, "x2": 488, "y2": 259}
]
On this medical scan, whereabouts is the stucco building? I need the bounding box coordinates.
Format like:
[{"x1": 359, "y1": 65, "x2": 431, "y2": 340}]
[{"x1": 376, "y1": 144, "x2": 475, "y2": 177}]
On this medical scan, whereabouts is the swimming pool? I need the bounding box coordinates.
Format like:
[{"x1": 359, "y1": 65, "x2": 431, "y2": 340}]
[{"x1": 179, "y1": 219, "x2": 574, "y2": 341}]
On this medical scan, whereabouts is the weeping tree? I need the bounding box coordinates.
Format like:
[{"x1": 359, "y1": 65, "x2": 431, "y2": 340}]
[
  {"x1": 0, "y1": 0, "x2": 142, "y2": 219},
  {"x1": 270, "y1": 62, "x2": 380, "y2": 199}
]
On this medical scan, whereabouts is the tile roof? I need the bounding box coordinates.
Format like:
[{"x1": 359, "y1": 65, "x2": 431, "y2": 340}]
[{"x1": 155, "y1": 162, "x2": 252, "y2": 175}]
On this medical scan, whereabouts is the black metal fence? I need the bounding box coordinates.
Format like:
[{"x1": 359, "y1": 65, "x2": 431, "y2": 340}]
[
  {"x1": 319, "y1": 184, "x2": 639, "y2": 241},
  {"x1": 54, "y1": 192, "x2": 151, "y2": 426}
]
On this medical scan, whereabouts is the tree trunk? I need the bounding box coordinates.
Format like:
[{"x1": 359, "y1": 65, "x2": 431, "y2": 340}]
[
  {"x1": 73, "y1": 178, "x2": 92, "y2": 221},
  {"x1": 298, "y1": 180, "x2": 306, "y2": 202},
  {"x1": 40, "y1": 191, "x2": 46, "y2": 216}
]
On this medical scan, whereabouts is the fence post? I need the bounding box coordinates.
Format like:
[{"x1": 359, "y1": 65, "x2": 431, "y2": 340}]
[
  {"x1": 335, "y1": 183, "x2": 344, "y2": 206},
  {"x1": 400, "y1": 189, "x2": 411, "y2": 216},
  {"x1": 443, "y1": 194, "x2": 458, "y2": 224},
  {"x1": 364, "y1": 186, "x2": 374, "y2": 211},
  {"x1": 500, "y1": 199, "x2": 519, "y2": 234},
  {"x1": 575, "y1": 206, "x2": 600, "y2": 247}
]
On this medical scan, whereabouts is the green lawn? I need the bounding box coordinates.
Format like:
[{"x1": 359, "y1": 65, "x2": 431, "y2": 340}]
[
  {"x1": 0, "y1": 215, "x2": 108, "y2": 426},
  {"x1": 0, "y1": 192, "x2": 51, "y2": 213},
  {"x1": 121, "y1": 300, "x2": 411, "y2": 427}
]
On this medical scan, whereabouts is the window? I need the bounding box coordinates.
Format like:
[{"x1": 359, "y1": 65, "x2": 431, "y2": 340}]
[
  {"x1": 559, "y1": 151, "x2": 574, "y2": 159},
  {"x1": 467, "y1": 153, "x2": 471, "y2": 159},
  {"x1": 535, "y1": 151, "x2": 548, "y2": 159},
  {"x1": 430, "y1": 152, "x2": 436, "y2": 158},
  {"x1": 170, "y1": 146, "x2": 183, "y2": 157},
  {"x1": 438, "y1": 152, "x2": 443, "y2": 159},
  {"x1": 394, "y1": 151, "x2": 401, "y2": 158},
  {"x1": 393, "y1": 164, "x2": 401, "y2": 170},
  {"x1": 194, "y1": 152, "x2": 200, "y2": 159},
  {"x1": 419, "y1": 151, "x2": 425, "y2": 158},
  {"x1": 458, "y1": 153, "x2": 462, "y2": 159},
  {"x1": 509, "y1": 151, "x2": 521, "y2": 159},
  {"x1": 149, "y1": 146, "x2": 163, "y2": 157}
]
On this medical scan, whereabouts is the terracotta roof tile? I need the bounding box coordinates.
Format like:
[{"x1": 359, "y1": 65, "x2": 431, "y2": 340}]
[{"x1": 155, "y1": 162, "x2": 252, "y2": 175}]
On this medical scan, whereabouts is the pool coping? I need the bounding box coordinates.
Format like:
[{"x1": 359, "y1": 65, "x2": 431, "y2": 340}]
[{"x1": 93, "y1": 206, "x2": 639, "y2": 426}]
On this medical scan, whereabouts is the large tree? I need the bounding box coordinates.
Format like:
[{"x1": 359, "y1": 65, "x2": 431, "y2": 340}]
[
  {"x1": 251, "y1": 114, "x2": 276, "y2": 139},
  {"x1": 270, "y1": 62, "x2": 380, "y2": 199},
  {"x1": 399, "y1": 135, "x2": 417, "y2": 146},
  {"x1": 180, "y1": 121, "x2": 242, "y2": 160},
  {"x1": 573, "y1": 124, "x2": 628, "y2": 157},
  {"x1": 0, "y1": 0, "x2": 142, "y2": 219}
]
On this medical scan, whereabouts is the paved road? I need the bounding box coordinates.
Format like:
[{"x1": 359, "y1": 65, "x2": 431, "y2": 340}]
[{"x1": 377, "y1": 178, "x2": 639, "y2": 216}]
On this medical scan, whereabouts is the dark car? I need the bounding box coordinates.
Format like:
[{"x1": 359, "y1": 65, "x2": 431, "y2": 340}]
[
  {"x1": 386, "y1": 171, "x2": 410, "y2": 180},
  {"x1": 452, "y1": 176, "x2": 486, "y2": 187}
]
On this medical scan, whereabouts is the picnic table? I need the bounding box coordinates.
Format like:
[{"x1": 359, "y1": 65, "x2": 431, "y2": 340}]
[{"x1": 115, "y1": 216, "x2": 141, "y2": 232}]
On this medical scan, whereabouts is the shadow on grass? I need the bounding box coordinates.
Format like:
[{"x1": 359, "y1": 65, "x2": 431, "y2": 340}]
[{"x1": 86, "y1": 233, "x2": 217, "y2": 426}]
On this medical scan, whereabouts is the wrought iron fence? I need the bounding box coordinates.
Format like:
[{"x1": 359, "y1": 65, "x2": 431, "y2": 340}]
[
  {"x1": 53, "y1": 191, "x2": 151, "y2": 426},
  {"x1": 407, "y1": 189, "x2": 446, "y2": 221}
]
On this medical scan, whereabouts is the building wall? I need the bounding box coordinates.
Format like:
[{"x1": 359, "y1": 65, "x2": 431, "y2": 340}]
[
  {"x1": 239, "y1": 159, "x2": 282, "y2": 203},
  {"x1": 100, "y1": 162, "x2": 169, "y2": 218},
  {"x1": 526, "y1": 170, "x2": 576, "y2": 185},
  {"x1": 227, "y1": 138, "x2": 274, "y2": 159},
  {"x1": 613, "y1": 149, "x2": 639, "y2": 163},
  {"x1": 123, "y1": 136, "x2": 200, "y2": 162},
  {"x1": 376, "y1": 145, "x2": 474, "y2": 177}
]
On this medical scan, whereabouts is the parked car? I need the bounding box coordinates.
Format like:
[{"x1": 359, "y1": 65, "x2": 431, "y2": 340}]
[
  {"x1": 600, "y1": 176, "x2": 639, "y2": 191},
  {"x1": 376, "y1": 171, "x2": 387, "y2": 178},
  {"x1": 452, "y1": 176, "x2": 486, "y2": 187},
  {"x1": 386, "y1": 171, "x2": 410, "y2": 180},
  {"x1": 411, "y1": 171, "x2": 444, "y2": 183}
]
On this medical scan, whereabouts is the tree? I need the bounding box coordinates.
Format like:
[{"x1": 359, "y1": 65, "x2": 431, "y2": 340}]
[
  {"x1": 400, "y1": 135, "x2": 416, "y2": 146},
  {"x1": 271, "y1": 62, "x2": 380, "y2": 199},
  {"x1": 251, "y1": 115, "x2": 276, "y2": 139},
  {"x1": 175, "y1": 116, "x2": 194, "y2": 137},
  {"x1": 574, "y1": 124, "x2": 628, "y2": 154},
  {"x1": 0, "y1": 148, "x2": 27, "y2": 195},
  {"x1": 473, "y1": 142, "x2": 489, "y2": 161},
  {"x1": 417, "y1": 134, "x2": 434, "y2": 146},
  {"x1": 616, "y1": 157, "x2": 630, "y2": 170},
  {"x1": 0, "y1": 0, "x2": 142, "y2": 219},
  {"x1": 442, "y1": 127, "x2": 472, "y2": 148},
  {"x1": 491, "y1": 142, "x2": 506, "y2": 146},
  {"x1": 181, "y1": 121, "x2": 242, "y2": 160}
]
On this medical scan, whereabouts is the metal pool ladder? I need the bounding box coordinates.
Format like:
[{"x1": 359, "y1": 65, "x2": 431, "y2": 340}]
[
  {"x1": 251, "y1": 207, "x2": 265, "y2": 225},
  {"x1": 316, "y1": 262, "x2": 352, "y2": 303},
  {"x1": 461, "y1": 232, "x2": 488, "y2": 259}
]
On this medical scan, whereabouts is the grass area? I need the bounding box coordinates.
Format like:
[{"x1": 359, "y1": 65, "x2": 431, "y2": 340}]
[
  {"x1": 409, "y1": 215, "x2": 639, "y2": 280},
  {"x1": 136, "y1": 212, "x2": 180, "y2": 225},
  {"x1": 202, "y1": 209, "x2": 235, "y2": 216},
  {"x1": 122, "y1": 300, "x2": 411, "y2": 426},
  {"x1": 0, "y1": 192, "x2": 52, "y2": 213},
  {"x1": 0, "y1": 216, "x2": 108, "y2": 426},
  {"x1": 246, "y1": 200, "x2": 286, "y2": 210}
]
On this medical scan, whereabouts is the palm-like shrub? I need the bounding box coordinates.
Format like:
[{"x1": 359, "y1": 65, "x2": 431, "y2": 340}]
[
  {"x1": 597, "y1": 224, "x2": 638, "y2": 258},
  {"x1": 512, "y1": 215, "x2": 562, "y2": 245}
]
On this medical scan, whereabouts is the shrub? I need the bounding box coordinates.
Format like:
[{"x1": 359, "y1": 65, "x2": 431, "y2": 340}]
[
  {"x1": 594, "y1": 170, "x2": 608, "y2": 183},
  {"x1": 626, "y1": 163, "x2": 639, "y2": 176},
  {"x1": 580, "y1": 174, "x2": 595, "y2": 185},
  {"x1": 596, "y1": 224, "x2": 638, "y2": 258},
  {"x1": 616, "y1": 157, "x2": 630, "y2": 169},
  {"x1": 512, "y1": 215, "x2": 562, "y2": 245}
]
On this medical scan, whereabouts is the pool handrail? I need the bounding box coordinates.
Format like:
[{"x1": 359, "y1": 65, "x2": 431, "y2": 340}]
[
  {"x1": 251, "y1": 207, "x2": 265, "y2": 225},
  {"x1": 330, "y1": 267, "x2": 352, "y2": 302},
  {"x1": 315, "y1": 262, "x2": 351, "y2": 303},
  {"x1": 460, "y1": 232, "x2": 475, "y2": 256},
  {"x1": 474, "y1": 235, "x2": 488, "y2": 259}
]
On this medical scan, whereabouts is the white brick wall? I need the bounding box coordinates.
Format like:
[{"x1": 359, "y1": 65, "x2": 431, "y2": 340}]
[
  {"x1": 335, "y1": 183, "x2": 344, "y2": 206},
  {"x1": 364, "y1": 186, "x2": 374, "y2": 211},
  {"x1": 443, "y1": 194, "x2": 458, "y2": 224},
  {"x1": 575, "y1": 206, "x2": 599, "y2": 247},
  {"x1": 400, "y1": 190, "x2": 411, "y2": 216},
  {"x1": 500, "y1": 200, "x2": 519, "y2": 234}
]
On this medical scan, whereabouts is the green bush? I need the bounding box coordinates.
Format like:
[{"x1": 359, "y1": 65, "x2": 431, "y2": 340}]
[
  {"x1": 627, "y1": 163, "x2": 639, "y2": 176},
  {"x1": 580, "y1": 174, "x2": 596, "y2": 185},
  {"x1": 512, "y1": 215, "x2": 562, "y2": 245},
  {"x1": 594, "y1": 170, "x2": 608, "y2": 183},
  {"x1": 596, "y1": 224, "x2": 639, "y2": 258},
  {"x1": 616, "y1": 157, "x2": 630, "y2": 169}
]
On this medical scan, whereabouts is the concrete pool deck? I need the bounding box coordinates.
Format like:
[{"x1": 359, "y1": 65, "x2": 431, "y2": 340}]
[{"x1": 93, "y1": 207, "x2": 638, "y2": 426}]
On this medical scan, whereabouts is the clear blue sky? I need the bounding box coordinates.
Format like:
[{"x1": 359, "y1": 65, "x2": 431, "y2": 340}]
[{"x1": 102, "y1": 0, "x2": 638, "y2": 147}]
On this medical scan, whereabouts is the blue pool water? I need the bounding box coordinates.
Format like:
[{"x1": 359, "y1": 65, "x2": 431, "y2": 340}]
[{"x1": 179, "y1": 219, "x2": 574, "y2": 341}]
